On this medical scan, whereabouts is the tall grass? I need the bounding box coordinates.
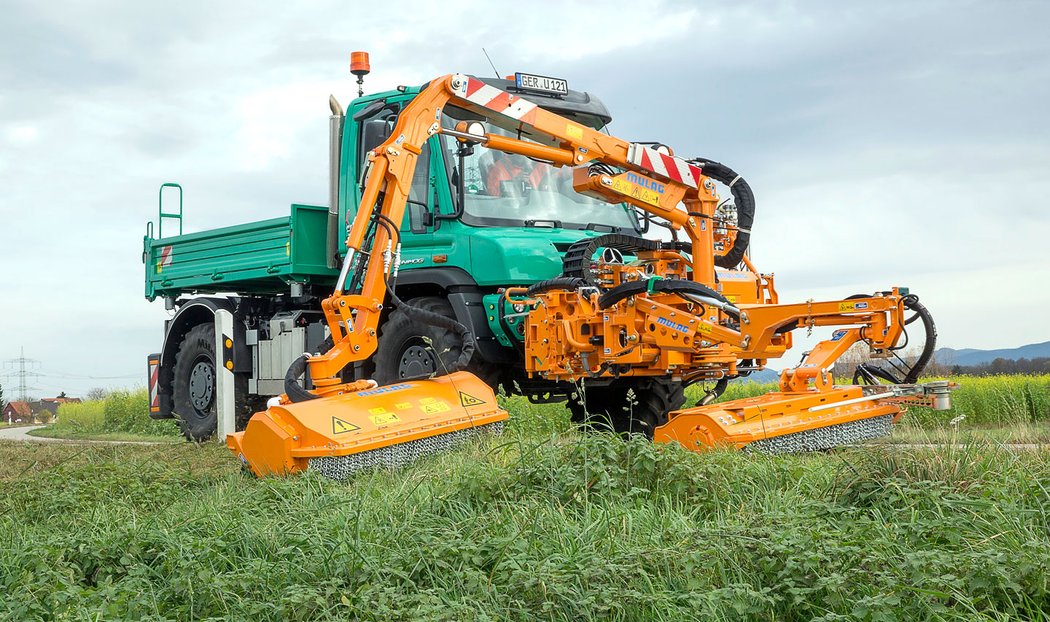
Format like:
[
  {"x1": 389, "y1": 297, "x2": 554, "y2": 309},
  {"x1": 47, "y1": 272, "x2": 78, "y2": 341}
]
[
  {"x1": 907, "y1": 374, "x2": 1050, "y2": 427},
  {"x1": 1, "y1": 377, "x2": 1048, "y2": 619},
  {"x1": 54, "y1": 389, "x2": 178, "y2": 437},
  {"x1": 1, "y1": 425, "x2": 1048, "y2": 620},
  {"x1": 688, "y1": 374, "x2": 1050, "y2": 428}
]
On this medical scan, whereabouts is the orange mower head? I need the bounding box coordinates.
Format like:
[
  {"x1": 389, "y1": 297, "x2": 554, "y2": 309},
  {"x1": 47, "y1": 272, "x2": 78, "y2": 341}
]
[
  {"x1": 227, "y1": 371, "x2": 507, "y2": 479},
  {"x1": 654, "y1": 381, "x2": 955, "y2": 454}
]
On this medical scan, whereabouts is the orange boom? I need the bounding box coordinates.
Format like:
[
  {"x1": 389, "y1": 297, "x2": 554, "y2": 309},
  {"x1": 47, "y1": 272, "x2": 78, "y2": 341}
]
[{"x1": 229, "y1": 66, "x2": 954, "y2": 478}]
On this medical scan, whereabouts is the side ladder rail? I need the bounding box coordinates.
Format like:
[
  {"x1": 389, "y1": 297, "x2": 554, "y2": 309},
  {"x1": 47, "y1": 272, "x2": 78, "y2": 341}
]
[{"x1": 158, "y1": 182, "x2": 183, "y2": 238}]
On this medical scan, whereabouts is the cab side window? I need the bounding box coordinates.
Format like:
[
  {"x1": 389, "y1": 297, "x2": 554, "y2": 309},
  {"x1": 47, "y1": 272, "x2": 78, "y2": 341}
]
[{"x1": 355, "y1": 102, "x2": 431, "y2": 227}]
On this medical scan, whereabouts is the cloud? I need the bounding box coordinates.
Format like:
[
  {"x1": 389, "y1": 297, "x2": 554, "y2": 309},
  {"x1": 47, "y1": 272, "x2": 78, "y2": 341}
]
[{"x1": 0, "y1": 0, "x2": 1047, "y2": 397}]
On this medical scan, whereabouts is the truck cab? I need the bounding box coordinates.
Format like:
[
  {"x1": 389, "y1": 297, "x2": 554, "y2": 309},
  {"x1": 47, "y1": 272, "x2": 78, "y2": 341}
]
[{"x1": 143, "y1": 77, "x2": 658, "y2": 440}]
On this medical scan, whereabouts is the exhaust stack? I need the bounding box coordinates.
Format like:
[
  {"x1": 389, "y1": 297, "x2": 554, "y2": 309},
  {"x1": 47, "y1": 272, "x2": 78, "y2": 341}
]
[{"x1": 326, "y1": 95, "x2": 344, "y2": 269}]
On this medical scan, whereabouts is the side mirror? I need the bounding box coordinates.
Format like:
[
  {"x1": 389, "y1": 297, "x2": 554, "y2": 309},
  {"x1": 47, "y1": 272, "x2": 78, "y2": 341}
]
[
  {"x1": 361, "y1": 118, "x2": 394, "y2": 155},
  {"x1": 408, "y1": 202, "x2": 432, "y2": 234}
]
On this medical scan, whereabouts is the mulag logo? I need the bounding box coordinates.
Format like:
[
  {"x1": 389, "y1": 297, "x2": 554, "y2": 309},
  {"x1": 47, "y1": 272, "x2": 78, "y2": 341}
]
[
  {"x1": 625, "y1": 172, "x2": 665, "y2": 194},
  {"x1": 656, "y1": 316, "x2": 690, "y2": 333}
]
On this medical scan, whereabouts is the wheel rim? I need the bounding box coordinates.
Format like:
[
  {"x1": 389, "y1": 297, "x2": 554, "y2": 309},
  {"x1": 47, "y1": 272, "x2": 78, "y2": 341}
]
[
  {"x1": 398, "y1": 343, "x2": 437, "y2": 378},
  {"x1": 188, "y1": 357, "x2": 215, "y2": 414}
]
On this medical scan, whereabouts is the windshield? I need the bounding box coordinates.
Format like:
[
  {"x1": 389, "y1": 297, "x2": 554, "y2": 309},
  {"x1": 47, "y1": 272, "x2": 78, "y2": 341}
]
[{"x1": 440, "y1": 127, "x2": 637, "y2": 231}]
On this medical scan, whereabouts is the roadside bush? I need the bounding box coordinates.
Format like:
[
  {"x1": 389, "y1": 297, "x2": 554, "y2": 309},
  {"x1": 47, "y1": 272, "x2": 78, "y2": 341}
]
[
  {"x1": 52, "y1": 401, "x2": 105, "y2": 433},
  {"x1": 55, "y1": 389, "x2": 177, "y2": 437}
]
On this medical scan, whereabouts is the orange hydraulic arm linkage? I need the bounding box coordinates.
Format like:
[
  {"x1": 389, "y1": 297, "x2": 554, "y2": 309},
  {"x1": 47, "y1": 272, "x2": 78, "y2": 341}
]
[
  {"x1": 228, "y1": 71, "x2": 956, "y2": 477},
  {"x1": 309, "y1": 73, "x2": 726, "y2": 385},
  {"x1": 302, "y1": 72, "x2": 953, "y2": 452}
]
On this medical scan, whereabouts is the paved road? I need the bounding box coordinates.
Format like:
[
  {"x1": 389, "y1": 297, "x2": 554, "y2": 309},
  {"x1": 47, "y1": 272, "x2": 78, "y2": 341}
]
[{"x1": 0, "y1": 425, "x2": 165, "y2": 445}]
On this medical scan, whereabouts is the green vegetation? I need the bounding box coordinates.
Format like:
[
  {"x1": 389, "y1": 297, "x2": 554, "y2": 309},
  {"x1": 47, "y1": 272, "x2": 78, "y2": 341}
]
[
  {"x1": 33, "y1": 389, "x2": 179, "y2": 440},
  {"x1": 694, "y1": 374, "x2": 1050, "y2": 436},
  {"x1": 906, "y1": 374, "x2": 1050, "y2": 427},
  {"x1": 3, "y1": 387, "x2": 1050, "y2": 621}
]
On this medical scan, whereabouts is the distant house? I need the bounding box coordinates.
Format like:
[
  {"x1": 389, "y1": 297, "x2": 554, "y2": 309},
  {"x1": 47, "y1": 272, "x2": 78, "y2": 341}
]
[
  {"x1": 3, "y1": 401, "x2": 32, "y2": 424},
  {"x1": 38, "y1": 395, "x2": 82, "y2": 418}
]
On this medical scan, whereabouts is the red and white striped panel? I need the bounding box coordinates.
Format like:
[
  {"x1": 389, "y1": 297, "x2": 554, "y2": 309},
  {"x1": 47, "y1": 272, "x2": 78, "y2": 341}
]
[
  {"x1": 452, "y1": 75, "x2": 540, "y2": 125},
  {"x1": 627, "y1": 144, "x2": 703, "y2": 189},
  {"x1": 148, "y1": 356, "x2": 160, "y2": 412}
]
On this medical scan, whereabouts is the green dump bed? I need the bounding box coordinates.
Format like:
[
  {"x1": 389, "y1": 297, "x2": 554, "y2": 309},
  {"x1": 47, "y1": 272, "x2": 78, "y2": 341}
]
[{"x1": 144, "y1": 203, "x2": 338, "y2": 300}]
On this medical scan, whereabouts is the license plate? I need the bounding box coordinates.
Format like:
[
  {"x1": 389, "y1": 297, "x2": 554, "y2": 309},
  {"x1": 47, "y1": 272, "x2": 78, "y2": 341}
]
[{"x1": 514, "y1": 72, "x2": 568, "y2": 96}]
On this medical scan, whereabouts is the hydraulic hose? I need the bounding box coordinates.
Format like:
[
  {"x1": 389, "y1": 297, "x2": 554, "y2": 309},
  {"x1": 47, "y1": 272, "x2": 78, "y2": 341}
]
[
  {"x1": 900, "y1": 295, "x2": 936, "y2": 383},
  {"x1": 853, "y1": 294, "x2": 937, "y2": 385},
  {"x1": 285, "y1": 354, "x2": 320, "y2": 403},
  {"x1": 387, "y1": 287, "x2": 476, "y2": 379},
  {"x1": 598, "y1": 278, "x2": 734, "y2": 315},
  {"x1": 284, "y1": 290, "x2": 477, "y2": 401},
  {"x1": 526, "y1": 277, "x2": 585, "y2": 296},
  {"x1": 687, "y1": 157, "x2": 755, "y2": 269}
]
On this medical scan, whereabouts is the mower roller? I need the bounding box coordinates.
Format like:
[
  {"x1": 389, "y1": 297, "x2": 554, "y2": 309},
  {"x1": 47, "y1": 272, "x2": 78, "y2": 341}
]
[{"x1": 227, "y1": 67, "x2": 955, "y2": 479}]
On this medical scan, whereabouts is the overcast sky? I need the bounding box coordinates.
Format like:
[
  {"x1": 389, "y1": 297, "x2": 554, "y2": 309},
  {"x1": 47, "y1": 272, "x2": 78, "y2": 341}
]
[{"x1": 1, "y1": 0, "x2": 1048, "y2": 398}]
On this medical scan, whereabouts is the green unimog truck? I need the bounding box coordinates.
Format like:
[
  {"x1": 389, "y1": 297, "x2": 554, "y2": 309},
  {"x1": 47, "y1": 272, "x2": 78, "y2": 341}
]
[{"x1": 143, "y1": 75, "x2": 683, "y2": 440}]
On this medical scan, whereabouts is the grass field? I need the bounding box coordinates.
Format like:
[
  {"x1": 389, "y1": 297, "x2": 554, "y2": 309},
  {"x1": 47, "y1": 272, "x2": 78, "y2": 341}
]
[{"x1": 2, "y1": 386, "x2": 1049, "y2": 621}]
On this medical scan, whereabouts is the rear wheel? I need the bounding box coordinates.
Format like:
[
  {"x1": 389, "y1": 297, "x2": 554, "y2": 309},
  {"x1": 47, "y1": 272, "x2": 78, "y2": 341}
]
[
  {"x1": 172, "y1": 323, "x2": 218, "y2": 441},
  {"x1": 568, "y1": 378, "x2": 685, "y2": 438},
  {"x1": 172, "y1": 322, "x2": 254, "y2": 440}
]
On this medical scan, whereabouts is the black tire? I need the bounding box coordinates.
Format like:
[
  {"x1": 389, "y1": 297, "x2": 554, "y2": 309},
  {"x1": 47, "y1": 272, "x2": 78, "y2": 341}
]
[
  {"x1": 372, "y1": 297, "x2": 500, "y2": 387},
  {"x1": 568, "y1": 378, "x2": 685, "y2": 438},
  {"x1": 172, "y1": 322, "x2": 254, "y2": 441},
  {"x1": 172, "y1": 323, "x2": 218, "y2": 441}
]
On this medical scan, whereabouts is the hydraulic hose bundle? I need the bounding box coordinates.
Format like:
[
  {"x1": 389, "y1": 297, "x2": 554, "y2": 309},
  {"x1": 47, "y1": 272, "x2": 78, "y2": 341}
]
[
  {"x1": 854, "y1": 294, "x2": 937, "y2": 385},
  {"x1": 687, "y1": 157, "x2": 756, "y2": 269}
]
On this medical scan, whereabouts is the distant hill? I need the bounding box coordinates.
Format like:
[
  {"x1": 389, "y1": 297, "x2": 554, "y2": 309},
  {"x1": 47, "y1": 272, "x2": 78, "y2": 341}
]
[{"x1": 936, "y1": 340, "x2": 1050, "y2": 367}]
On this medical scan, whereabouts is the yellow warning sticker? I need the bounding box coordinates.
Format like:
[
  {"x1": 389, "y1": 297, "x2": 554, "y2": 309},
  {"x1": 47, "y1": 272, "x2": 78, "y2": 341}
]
[
  {"x1": 332, "y1": 417, "x2": 360, "y2": 434},
  {"x1": 394, "y1": 402, "x2": 412, "y2": 411},
  {"x1": 838, "y1": 302, "x2": 856, "y2": 312},
  {"x1": 419, "y1": 397, "x2": 437, "y2": 405},
  {"x1": 368, "y1": 407, "x2": 388, "y2": 415},
  {"x1": 609, "y1": 177, "x2": 662, "y2": 207},
  {"x1": 422, "y1": 402, "x2": 451, "y2": 415},
  {"x1": 369, "y1": 412, "x2": 400, "y2": 426},
  {"x1": 698, "y1": 322, "x2": 714, "y2": 334},
  {"x1": 459, "y1": 391, "x2": 486, "y2": 407},
  {"x1": 566, "y1": 124, "x2": 584, "y2": 140}
]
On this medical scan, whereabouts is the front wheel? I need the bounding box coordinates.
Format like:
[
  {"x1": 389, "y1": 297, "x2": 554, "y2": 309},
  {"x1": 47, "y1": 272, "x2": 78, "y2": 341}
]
[
  {"x1": 372, "y1": 297, "x2": 499, "y2": 388},
  {"x1": 568, "y1": 378, "x2": 685, "y2": 438}
]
